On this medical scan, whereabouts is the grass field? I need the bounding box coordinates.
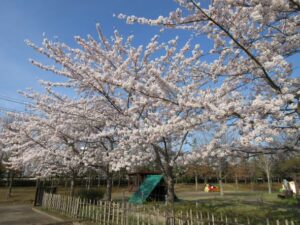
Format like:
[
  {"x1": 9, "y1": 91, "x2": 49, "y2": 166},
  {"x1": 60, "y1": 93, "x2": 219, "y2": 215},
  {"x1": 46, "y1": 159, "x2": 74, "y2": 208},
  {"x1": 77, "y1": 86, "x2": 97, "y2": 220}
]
[
  {"x1": 0, "y1": 186, "x2": 35, "y2": 204},
  {"x1": 0, "y1": 182, "x2": 299, "y2": 222},
  {"x1": 0, "y1": 182, "x2": 291, "y2": 204}
]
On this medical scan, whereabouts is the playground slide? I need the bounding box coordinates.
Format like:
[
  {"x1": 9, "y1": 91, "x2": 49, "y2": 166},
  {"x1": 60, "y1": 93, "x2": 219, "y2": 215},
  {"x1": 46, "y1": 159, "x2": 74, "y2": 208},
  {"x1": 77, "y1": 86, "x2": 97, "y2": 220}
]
[{"x1": 128, "y1": 175, "x2": 163, "y2": 204}]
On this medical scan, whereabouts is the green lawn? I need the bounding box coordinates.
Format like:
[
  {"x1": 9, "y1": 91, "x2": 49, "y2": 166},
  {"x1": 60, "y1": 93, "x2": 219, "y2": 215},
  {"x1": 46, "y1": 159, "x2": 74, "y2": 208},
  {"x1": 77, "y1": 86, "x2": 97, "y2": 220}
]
[
  {"x1": 1, "y1": 183, "x2": 299, "y2": 223},
  {"x1": 0, "y1": 185, "x2": 129, "y2": 204}
]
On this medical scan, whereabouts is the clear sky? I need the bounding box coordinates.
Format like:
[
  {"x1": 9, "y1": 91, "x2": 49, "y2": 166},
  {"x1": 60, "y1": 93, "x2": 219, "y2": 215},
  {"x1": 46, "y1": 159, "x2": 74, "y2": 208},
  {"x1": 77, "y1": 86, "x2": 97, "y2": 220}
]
[{"x1": 0, "y1": 0, "x2": 187, "y2": 113}]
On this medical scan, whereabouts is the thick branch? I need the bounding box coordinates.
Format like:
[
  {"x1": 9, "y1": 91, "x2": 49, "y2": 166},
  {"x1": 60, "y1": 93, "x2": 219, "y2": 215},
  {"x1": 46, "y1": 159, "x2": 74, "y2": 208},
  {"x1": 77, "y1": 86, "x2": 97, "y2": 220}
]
[{"x1": 190, "y1": 0, "x2": 282, "y2": 93}]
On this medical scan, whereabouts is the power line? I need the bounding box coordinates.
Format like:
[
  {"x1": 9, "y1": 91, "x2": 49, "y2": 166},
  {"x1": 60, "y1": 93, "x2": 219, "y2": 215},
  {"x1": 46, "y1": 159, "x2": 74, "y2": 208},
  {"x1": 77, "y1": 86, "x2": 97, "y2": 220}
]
[
  {"x1": 0, "y1": 94, "x2": 32, "y2": 116},
  {"x1": 0, "y1": 93, "x2": 23, "y2": 100},
  {"x1": 0, "y1": 97, "x2": 30, "y2": 106},
  {"x1": 0, "y1": 94, "x2": 31, "y2": 106},
  {"x1": 0, "y1": 106, "x2": 24, "y2": 114},
  {"x1": 0, "y1": 95, "x2": 28, "y2": 115}
]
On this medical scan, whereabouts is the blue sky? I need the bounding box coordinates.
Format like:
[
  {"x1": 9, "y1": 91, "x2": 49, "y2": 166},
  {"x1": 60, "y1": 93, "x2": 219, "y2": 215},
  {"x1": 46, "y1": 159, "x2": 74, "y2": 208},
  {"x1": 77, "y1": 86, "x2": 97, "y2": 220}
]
[
  {"x1": 0, "y1": 0, "x2": 299, "y2": 114},
  {"x1": 0, "y1": 0, "x2": 187, "y2": 113}
]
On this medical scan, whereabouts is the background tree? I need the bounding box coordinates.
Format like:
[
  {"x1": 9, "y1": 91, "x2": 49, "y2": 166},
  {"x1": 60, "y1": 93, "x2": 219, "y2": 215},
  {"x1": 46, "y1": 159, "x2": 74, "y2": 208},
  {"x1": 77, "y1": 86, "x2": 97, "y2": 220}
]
[
  {"x1": 257, "y1": 154, "x2": 275, "y2": 194},
  {"x1": 228, "y1": 156, "x2": 250, "y2": 191}
]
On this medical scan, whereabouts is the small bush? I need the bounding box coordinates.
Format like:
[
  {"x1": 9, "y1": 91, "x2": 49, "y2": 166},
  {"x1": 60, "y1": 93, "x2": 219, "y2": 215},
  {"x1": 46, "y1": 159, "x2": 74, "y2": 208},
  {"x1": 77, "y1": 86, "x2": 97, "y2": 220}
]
[{"x1": 76, "y1": 188, "x2": 105, "y2": 201}]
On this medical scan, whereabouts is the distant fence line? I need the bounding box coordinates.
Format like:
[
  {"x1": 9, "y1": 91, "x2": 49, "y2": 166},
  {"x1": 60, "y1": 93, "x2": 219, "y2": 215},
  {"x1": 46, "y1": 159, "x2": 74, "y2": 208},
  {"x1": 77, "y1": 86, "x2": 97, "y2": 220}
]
[
  {"x1": 41, "y1": 193, "x2": 296, "y2": 225},
  {"x1": 0, "y1": 178, "x2": 36, "y2": 187},
  {"x1": 0, "y1": 177, "x2": 129, "y2": 187},
  {"x1": 0, "y1": 176, "x2": 285, "y2": 188}
]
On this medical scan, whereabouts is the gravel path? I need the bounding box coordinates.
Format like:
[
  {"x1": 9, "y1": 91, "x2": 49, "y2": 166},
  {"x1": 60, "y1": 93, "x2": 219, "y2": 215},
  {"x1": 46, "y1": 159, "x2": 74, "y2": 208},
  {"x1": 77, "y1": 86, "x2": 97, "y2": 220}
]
[{"x1": 0, "y1": 204, "x2": 60, "y2": 225}]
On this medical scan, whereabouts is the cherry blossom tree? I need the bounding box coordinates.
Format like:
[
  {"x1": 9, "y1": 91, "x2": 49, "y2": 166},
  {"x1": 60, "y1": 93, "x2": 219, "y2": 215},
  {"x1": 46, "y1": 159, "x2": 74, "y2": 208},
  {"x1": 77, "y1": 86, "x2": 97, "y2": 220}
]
[
  {"x1": 23, "y1": 89, "x2": 128, "y2": 199},
  {"x1": 119, "y1": 0, "x2": 300, "y2": 155},
  {"x1": 25, "y1": 25, "x2": 230, "y2": 203},
  {"x1": 0, "y1": 114, "x2": 33, "y2": 198},
  {"x1": 1, "y1": 0, "x2": 297, "y2": 204},
  {"x1": 0, "y1": 89, "x2": 118, "y2": 199}
]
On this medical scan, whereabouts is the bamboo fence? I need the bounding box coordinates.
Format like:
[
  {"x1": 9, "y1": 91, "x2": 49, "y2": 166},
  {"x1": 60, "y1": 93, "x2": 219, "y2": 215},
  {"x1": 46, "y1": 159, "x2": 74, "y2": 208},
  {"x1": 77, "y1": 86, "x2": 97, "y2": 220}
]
[{"x1": 41, "y1": 193, "x2": 297, "y2": 225}]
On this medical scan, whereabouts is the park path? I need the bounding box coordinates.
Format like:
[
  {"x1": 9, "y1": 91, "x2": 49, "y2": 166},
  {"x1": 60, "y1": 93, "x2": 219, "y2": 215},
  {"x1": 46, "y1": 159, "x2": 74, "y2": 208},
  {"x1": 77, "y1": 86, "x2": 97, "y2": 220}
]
[{"x1": 0, "y1": 204, "x2": 63, "y2": 225}]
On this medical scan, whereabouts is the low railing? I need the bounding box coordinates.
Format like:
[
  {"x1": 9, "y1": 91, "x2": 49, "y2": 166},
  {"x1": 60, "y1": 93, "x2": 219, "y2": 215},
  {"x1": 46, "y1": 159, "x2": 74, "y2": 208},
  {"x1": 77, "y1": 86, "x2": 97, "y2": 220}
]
[{"x1": 41, "y1": 193, "x2": 297, "y2": 225}]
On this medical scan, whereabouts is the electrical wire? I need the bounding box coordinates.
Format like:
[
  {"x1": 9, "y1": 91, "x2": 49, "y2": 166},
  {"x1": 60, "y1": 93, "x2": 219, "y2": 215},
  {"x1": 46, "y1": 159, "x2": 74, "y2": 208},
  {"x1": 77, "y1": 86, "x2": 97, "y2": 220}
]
[
  {"x1": 0, "y1": 94, "x2": 31, "y2": 106},
  {"x1": 0, "y1": 93, "x2": 32, "y2": 115},
  {"x1": 0, "y1": 106, "x2": 23, "y2": 114}
]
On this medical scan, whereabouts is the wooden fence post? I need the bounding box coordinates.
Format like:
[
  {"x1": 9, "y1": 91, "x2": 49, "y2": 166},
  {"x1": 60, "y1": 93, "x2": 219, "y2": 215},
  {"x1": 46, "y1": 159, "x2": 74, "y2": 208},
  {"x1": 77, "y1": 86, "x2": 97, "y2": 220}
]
[
  {"x1": 104, "y1": 201, "x2": 107, "y2": 224},
  {"x1": 126, "y1": 203, "x2": 129, "y2": 225},
  {"x1": 121, "y1": 202, "x2": 125, "y2": 225}
]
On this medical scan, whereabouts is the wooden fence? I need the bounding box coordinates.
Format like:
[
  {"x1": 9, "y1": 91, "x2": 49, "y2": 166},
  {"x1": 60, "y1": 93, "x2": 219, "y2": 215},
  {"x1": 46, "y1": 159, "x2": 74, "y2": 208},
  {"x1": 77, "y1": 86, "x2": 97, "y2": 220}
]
[{"x1": 41, "y1": 193, "x2": 297, "y2": 225}]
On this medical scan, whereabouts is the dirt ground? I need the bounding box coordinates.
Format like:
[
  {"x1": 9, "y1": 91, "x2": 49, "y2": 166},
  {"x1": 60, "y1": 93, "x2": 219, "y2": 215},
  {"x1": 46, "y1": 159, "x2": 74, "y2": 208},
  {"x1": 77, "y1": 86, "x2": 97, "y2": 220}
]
[{"x1": 0, "y1": 204, "x2": 60, "y2": 225}]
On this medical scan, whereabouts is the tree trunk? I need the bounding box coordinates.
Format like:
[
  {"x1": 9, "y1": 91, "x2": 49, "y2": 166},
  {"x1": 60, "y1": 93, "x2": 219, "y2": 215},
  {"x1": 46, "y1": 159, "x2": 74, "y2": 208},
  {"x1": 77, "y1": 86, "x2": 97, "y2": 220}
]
[
  {"x1": 87, "y1": 175, "x2": 91, "y2": 190},
  {"x1": 6, "y1": 170, "x2": 13, "y2": 199},
  {"x1": 103, "y1": 164, "x2": 113, "y2": 201},
  {"x1": 166, "y1": 175, "x2": 175, "y2": 204},
  {"x1": 204, "y1": 176, "x2": 207, "y2": 184},
  {"x1": 195, "y1": 174, "x2": 198, "y2": 191},
  {"x1": 250, "y1": 179, "x2": 254, "y2": 192},
  {"x1": 117, "y1": 171, "x2": 121, "y2": 189},
  {"x1": 6, "y1": 170, "x2": 9, "y2": 188},
  {"x1": 34, "y1": 178, "x2": 40, "y2": 206},
  {"x1": 153, "y1": 145, "x2": 176, "y2": 205},
  {"x1": 235, "y1": 175, "x2": 239, "y2": 192},
  {"x1": 163, "y1": 163, "x2": 176, "y2": 205},
  {"x1": 219, "y1": 178, "x2": 224, "y2": 197},
  {"x1": 218, "y1": 167, "x2": 224, "y2": 197},
  {"x1": 70, "y1": 174, "x2": 76, "y2": 197},
  {"x1": 218, "y1": 160, "x2": 224, "y2": 197},
  {"x1": 266, "y1": 169, "x2": 272, "y2": 194},
  {"x1": 51, "y1": 178, "x2": 54, "y2": 188},
  {"x1": 104, "y1": 172, "x2": 113, "y2": 201}
]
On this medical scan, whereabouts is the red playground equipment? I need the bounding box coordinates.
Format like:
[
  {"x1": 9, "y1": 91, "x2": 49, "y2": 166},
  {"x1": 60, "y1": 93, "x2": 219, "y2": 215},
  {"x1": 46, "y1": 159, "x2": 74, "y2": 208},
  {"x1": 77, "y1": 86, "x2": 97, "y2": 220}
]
[{"x1": 204, "y1": 183, "x2": 220, "y2": 192}]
